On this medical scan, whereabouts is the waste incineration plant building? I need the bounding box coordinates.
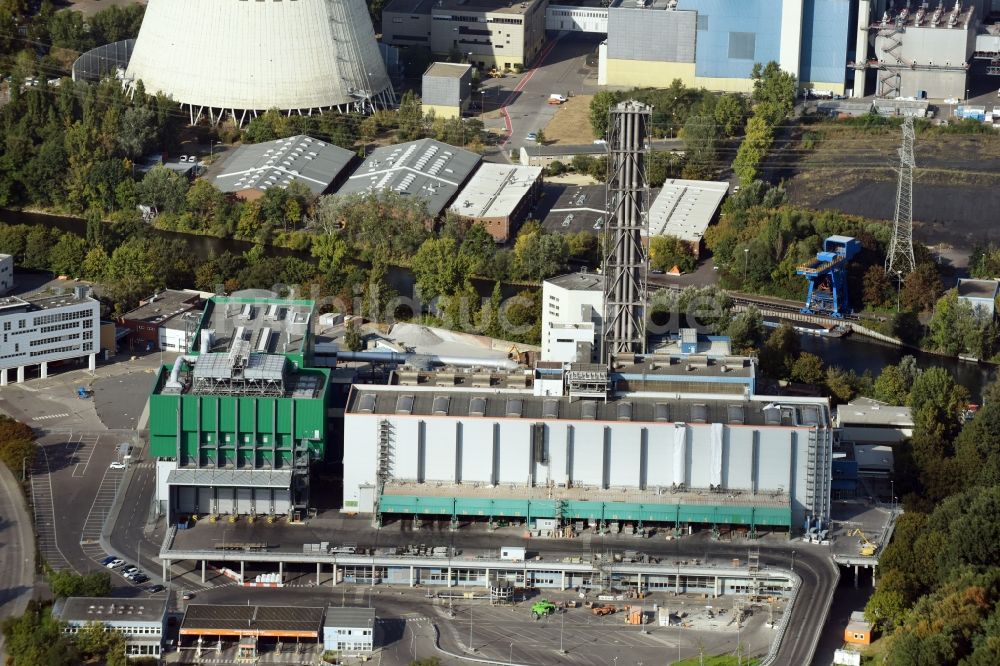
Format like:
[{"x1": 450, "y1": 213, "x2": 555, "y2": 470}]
[
  {"x1": 148, "y1": 295, "x2": 329, "y2": 520},
  {"x1": 342, "y1": 365, "x2": 833, "y2": 534},
  {"x1": 124, "y1": 0, "x2": 393, "y2": 125}
]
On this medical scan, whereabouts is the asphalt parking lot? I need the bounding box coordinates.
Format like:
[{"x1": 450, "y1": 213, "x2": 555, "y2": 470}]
[
  {"x1": 0, "y1": 353, "x2": 163, "y2": 590},
  {"x1": 180, "y1": 584, "x2": 775, "y2": 666}
]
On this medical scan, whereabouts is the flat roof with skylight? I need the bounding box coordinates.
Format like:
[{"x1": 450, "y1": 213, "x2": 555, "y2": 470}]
[
  {"x1": 644, "y1": 178, "x2": 729, "y2": 244},
  {"x1": 449, "y1": 163, "x2": 542, "y2": 220}
]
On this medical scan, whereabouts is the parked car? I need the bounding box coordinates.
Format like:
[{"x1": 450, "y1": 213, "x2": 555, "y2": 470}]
[
  {"x1": 182, "y1": 592, "x2": 195, "y2": 600},
  {"x1": 100, "y1": 555, "x2": 117, "y2": 566},
  {"x1": 122, "y1": 565, "x2": 138, "y2": 574},
  {"x1": 132, "y1": 574, "x2": 149, "y2": 584},
  {"x1": 105, "y1": 559, "x2": 124, "y2": 569},
  {"x1": 650, "y1": 268, "x2": 665, "y2": 275},
  {"x1": 147, "y1": 585, "x2": 165, "y2": 594},
  {"x1": 109, "y1": 461, "x2": 126, "y2": 470},
  {"x1": 525, "y1": 132, "x2": 537, "y2": 142}
]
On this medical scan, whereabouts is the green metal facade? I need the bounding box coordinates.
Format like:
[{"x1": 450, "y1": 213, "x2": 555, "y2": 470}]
[
  {"x1": 148, "y1": 367, "x2": 329, "y2": 464},
  {"x1": 378, "y1": 495, "x2": 791, "y2": 529}
]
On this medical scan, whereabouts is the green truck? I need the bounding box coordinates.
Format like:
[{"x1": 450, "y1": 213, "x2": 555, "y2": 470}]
[{"x1": 531, "y1": 600, "x2": 557, "y2": 619}]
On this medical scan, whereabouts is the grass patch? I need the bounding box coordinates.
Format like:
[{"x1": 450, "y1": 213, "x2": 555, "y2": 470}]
[
  {"x1": 542, "y1": 95, "x2": 596, "y2": 145},
  {"x1": 670, "y1": 656, "x2": 761, "y2": 666}
]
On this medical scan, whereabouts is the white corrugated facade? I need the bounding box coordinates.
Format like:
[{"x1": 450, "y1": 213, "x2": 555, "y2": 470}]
[{"x1": 126, "y1": 0, "x2": 392, "y2": 123}]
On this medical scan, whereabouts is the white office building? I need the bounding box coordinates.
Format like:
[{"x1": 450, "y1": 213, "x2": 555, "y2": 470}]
[
  {"x1": 323, "y1": 607, "x2": 376, "y2": 655},
  {"x1": 0, "y1": 254, "x2": 12, "y2": 295},
  {"x1": 53, "y1": 597, "x2": 167, "y2": 660},
  {"x1": 0, "y1": 286, "x2": 100, "y2": 385},
  {"x1": 541, "y1": 272, "x2": 604, "y2": 363}
]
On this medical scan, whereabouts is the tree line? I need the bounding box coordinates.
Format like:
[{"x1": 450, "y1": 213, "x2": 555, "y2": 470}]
[{"x1": 861, "y1": 362, "x2": 1000, "y2": 665}]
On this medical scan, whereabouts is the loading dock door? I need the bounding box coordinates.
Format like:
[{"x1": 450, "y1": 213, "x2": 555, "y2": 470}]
[
  {"x1": 253, "y1": 489, "x2": 273, "y2": 515},
  {"x1": 176, "y1": 486, "x2": 196, "y2": 515},
  {"x1": 236, "y1": 488, "x2": 254, "y2": 514},
  {"x1": 197, "y1": 487, "x2": 214, "y2": 514},
  {"x1": 216, "y1": 488, "x2": 235, "y2": 515},
  {"x1": 273, "y1": 489, "x2": 291, "y2": 515}
]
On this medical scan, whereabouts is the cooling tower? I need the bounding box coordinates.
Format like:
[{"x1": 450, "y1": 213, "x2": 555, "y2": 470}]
[{"x1": 125, "y1": 0, "x2": 393, "y2": 126}]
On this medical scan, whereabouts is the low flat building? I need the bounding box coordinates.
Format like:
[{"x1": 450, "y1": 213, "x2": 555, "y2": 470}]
[
  {"x1": 213, "y1": 135, "x2": 354, "y2": 200},
  {"x1": 383, "y1": 0, "x2": 547, "y2": 70},
  {"x1": 873, "y1": 99, "x2": 930, "y2": 118},
  {"x1": 643, "y1": 179, "x2": 729, "y2": 255},
  {"x1": 119, "y1": 289, "x2": 205, "y2": 352},
  {"x1": 323, "y1": 607, "x2": 376, "y2": 655},
  {"x1": 0, "y1": 254, "x2": 12, "y2": 295},
  {"x1": 449, "y1": 163, "x2": 543, "y2": 242},
  {"x1": 53, "y1": 596, "x2": 167, "y2": 660},
  {"x1": 844, "y1": 611, "x2": 873, "y2": 646},
  {"x1": 180, "y1": 604, "x2": 326, "y2": 660},
  {"x1": 836, "y1": 398, "x2": 914, "y2": 444},
  {"x1": 956, "y1": 278, "x2": 1000, "y2": 319},
  {"x1": 422, "y1": 62, "x2": 472, "y2": 119},
  {"x1": 336, "y1": 138, "x2": 481, "y2": 217},
  {"x1": 0, "y1": 286, "x2": 100, "y2": 385},
  {"x1": 520, "y1": 143, "x2": 605, "y2": 167}
]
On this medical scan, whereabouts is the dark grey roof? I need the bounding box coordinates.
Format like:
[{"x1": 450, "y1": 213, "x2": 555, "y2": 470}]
[
  {"x1": 182, "y1": 605, "x2": 325, "y2": 634},
  {"x1": 957, "y1": 278, "x2": 1000, "y2": 299},
  {"x1": 540, "y1": 184, "x2": 606, "y2": 234},
  {"x1": 324, "y1": 607, "x2": 377, "y2": 629},
  {"x1": 383, "y1": 0, "x2": 433, "y2": 15},
  {"x1": 54, "y1": 597, "x2": 166, "y2": 624},
  {"x1": 214, "y1": 135, "x2": 354, "y2": 196},
  {"x1": 546, "y1": 272, "x2": 604, "y2": 291},
  {"x1": 336, "y1": 139, "x2": 481, "y2": 216},
  {"x1": 121, "y1": 290, "x2": 202, "y2": 327},
  {"x1": 348, "y1": 387, "x2": 828, "y2": 427}
]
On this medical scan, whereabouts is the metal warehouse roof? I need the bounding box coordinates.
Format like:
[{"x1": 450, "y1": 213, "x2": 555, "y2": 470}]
[
  {"x1": 449, "y1": 163, "x2": 542, "y2": 219},
  {"x1": 836, "y1": 400, "x2": 913, "y2": 427},
  {"x1": 54, "y1": 597, "x2": 167, "y2": 625},
  {"x1": 214, "y1": 135, "x2": 354, "y2": 196},
  {"x1": 349, "y1": 387, "x2": 828, "y2": 427},
  {"x1": 644, "y1": 179, "x2": 729, "y2": 243},
  {"x1": 324, "y1": 607, "x2": 376, "y2": 629},
  {"x1": 336, "y1": 138, "x2": 481, "y2": 216},
  {"x1": 181, "y1": 605, "x2": 325, "y2": 636},
  {"x1": 166, "y1": 469, "x2": 293, "y2": 488}
]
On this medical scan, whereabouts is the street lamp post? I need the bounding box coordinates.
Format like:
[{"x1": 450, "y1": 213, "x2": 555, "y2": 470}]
[
  {"x1": 468, "y1": 604, "x2": 474, "y2": 652},
  {"x1": 791, "y1": 550, "x2": 796, "y2": 572},
  {"x1": 508, "y1": 642, "x2": 513, "y2": 665},
  {"x1": 743, "y1": 247, "x2": 749, "y2": 282}
]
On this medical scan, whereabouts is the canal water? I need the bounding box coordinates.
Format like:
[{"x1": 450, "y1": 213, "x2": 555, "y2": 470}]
[
  {"x1": 4, "y1": 208, "x2": 994, "y2": 396},
  {"x1": 799, "y1": 332, "x2": 995, "y2": 401}
]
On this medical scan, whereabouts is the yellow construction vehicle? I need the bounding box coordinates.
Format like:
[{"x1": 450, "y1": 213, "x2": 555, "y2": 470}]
[{"x1": 849, "y1": 528, "x2": 877, "y2": 557}]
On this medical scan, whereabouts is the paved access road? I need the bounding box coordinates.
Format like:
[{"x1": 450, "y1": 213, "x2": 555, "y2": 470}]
[{"x1": 0, "y1": 464, "x2": 36, "y2": 660}]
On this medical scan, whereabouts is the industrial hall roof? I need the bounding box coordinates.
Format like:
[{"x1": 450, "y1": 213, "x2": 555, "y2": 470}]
[
  {"x1": 423, "y1": 62, "x2": 472, "y2": 79},
  {"x1": 449, "y1": 163, "x2": 542, "y2": 220},
  {"x1": 166, "y1": 469, "x2": 293, "y2": 489},
  {"x1": 180, "y1": 605, "x2": 325, "y2": 638},
  {"x1": 336, "y1": 138, "x2": 482, "y2": 216},
  {"x1": 348, "y1": 386, "x2": 829, "y2": 427},
  {"x1": 644, "y1": 179, "x2": 729, "y2": 244},
  {"x1": 213, "y1": 135, "x2": 354, "y2": 197},
  {"x1": 120, "y1": 289, "x2": 202, "y2": 327}
]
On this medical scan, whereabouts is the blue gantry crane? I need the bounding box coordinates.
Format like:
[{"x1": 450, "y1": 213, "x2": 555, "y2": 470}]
[{"x1": 796, "y1": 235, "x2": 860, "y2": 318}]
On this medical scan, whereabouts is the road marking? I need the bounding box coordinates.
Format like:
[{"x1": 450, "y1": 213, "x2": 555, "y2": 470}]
[
  {"x1": 79, "y1": 463, "x2": 123, "y2": 543},
  {"x1": 71, "y1": 434, "x2": 100, "y2": 478},
  {"x1": 29, "y1": 447, "x2": 75, "y2": 572},
  {"x1": 500, "y1": 37, "x2": 561, "y2": 147},
  {"x1": 31, "y1": 413, "x2": 69, "y2": 421}
]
